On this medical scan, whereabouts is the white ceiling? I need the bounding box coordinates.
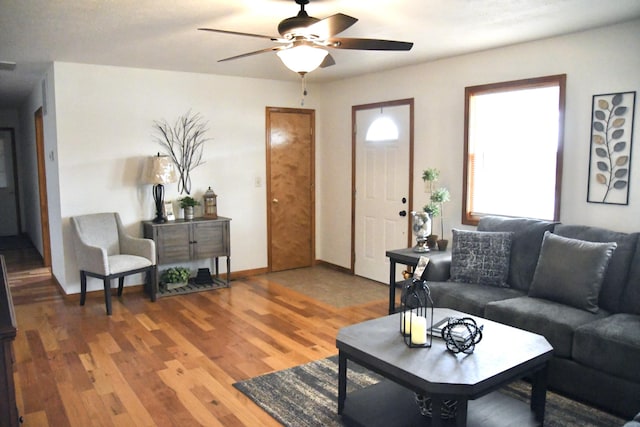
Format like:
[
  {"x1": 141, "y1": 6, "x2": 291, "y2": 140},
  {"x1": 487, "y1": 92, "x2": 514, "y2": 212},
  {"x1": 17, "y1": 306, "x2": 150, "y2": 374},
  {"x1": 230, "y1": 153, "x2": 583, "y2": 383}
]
[{"x1": 1, "y1": 0, "x2": 640, "y2": 109}]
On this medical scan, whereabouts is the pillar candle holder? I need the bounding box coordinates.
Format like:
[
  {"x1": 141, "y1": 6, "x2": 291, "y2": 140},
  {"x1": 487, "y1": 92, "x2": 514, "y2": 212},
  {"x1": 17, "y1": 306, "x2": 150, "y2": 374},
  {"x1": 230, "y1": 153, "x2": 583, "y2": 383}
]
[{"x1": 399, "y1": 278, "x2": 434, "y2": 348}]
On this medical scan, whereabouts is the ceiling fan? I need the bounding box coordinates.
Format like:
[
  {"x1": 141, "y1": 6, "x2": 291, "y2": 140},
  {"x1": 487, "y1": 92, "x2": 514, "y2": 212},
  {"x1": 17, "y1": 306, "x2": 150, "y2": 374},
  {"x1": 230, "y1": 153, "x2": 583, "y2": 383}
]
[{"x1": 198, "y1": 0, "x2": 414, "y2": 76}]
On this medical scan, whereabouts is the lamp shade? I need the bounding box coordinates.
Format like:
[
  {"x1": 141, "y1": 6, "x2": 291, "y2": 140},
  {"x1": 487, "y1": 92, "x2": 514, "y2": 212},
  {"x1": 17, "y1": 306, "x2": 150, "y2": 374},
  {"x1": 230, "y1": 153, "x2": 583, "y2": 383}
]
[
  {"x1": 144, "y1": 155, "x2": 178, "y2": 185},
  {"x1": 366, "y1": 116, "x2": 399, "y2": 141},
  {"x1": 277, "y1": 45, "x2": 328, "y2": 74}
]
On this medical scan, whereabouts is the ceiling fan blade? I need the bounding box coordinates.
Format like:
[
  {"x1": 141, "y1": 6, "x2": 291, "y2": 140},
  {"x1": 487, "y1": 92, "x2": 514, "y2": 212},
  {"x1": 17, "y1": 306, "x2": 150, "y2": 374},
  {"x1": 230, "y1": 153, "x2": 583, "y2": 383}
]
[
  {"x1": 218, "y1": 46, "x2": 285, "y2": 62},
  {"x1": 319, "y1": 54, "x2": 336, "y2": 68},
  {"x1": 306, "y1": 13, "x2": 358, "y2": 38},
  {"x1": 199, "y1": 28, "x2": 281, "y2": 42},
  {"x1": 328, "y1": 37, "x2": 413, "y2": 51}
]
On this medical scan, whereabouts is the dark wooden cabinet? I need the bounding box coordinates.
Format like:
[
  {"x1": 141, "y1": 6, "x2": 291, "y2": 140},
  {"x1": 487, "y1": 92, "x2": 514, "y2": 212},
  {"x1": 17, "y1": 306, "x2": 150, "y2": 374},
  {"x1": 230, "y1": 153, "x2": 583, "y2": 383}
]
[
  {"x1": 0, "y1": 255, "x2": 20, "y2": 426},
  {"x1": 144, "y1": 217, "x2": 231, "y2": 298}
]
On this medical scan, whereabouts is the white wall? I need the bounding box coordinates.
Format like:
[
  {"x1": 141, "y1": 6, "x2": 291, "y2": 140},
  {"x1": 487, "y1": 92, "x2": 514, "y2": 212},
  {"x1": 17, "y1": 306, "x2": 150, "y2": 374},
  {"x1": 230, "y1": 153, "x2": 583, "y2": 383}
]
[
  {"x1": 22, "y1": 19, "x2": 640, "y2": 292},
  {"x1": 317, "y1": 19, "x2": 640, "y2": 269},
  {"x1": 52, "y1": 63, "x2": 319, "y2": 294}
]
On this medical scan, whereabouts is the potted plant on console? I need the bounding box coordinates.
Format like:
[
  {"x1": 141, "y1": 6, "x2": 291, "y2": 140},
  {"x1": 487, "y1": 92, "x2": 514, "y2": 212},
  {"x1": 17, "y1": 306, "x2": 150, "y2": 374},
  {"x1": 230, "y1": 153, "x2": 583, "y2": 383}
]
[
  {"x1": 160, "y1": 266, "x2": 191, "y2": 290},
  {"x1": 179, "y1": 196, "x2": 200, "y2": 220}
]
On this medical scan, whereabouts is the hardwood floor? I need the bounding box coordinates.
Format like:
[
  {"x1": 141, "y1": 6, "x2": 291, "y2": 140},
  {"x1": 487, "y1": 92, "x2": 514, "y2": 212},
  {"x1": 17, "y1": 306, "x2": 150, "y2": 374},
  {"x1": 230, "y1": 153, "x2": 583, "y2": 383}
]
[{"x1": 6, "y1": 247, "x2": 389, "y2": 426}]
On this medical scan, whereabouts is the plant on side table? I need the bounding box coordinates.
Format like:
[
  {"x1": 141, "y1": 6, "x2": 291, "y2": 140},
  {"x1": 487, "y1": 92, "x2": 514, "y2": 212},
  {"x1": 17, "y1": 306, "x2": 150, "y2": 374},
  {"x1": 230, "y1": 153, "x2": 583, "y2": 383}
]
[
  {"x1": 422, "y1": 168, "x2": 451, "y2": 251},
  {"x1": 161, "y1": 267, "x2": 191, "y2": 290}
]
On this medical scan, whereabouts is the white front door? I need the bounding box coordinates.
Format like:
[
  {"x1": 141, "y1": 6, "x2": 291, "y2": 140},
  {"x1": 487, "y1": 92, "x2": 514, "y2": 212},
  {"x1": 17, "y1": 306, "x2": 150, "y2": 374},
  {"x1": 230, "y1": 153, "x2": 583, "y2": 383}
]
[
  {"x1": 0, "y1": 129, "x2": 18, "y2": 236},
  {"x1": 354, "y1": 104, "x2": 411, "y2": 283}
]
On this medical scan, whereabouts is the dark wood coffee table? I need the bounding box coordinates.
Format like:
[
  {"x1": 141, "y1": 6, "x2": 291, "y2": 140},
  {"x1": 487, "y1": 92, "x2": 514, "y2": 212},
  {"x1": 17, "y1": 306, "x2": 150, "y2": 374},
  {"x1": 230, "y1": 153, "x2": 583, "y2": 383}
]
[{"x1": 336, "y1": 308, "x2": 553, "y2": 427}]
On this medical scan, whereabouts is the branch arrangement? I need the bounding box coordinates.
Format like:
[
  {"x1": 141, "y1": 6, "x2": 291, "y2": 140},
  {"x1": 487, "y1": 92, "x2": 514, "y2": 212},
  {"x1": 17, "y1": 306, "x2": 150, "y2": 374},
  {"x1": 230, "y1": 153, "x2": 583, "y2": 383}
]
[{"x1": 153, "y1": 111, "x2": 211, "y2": 195}]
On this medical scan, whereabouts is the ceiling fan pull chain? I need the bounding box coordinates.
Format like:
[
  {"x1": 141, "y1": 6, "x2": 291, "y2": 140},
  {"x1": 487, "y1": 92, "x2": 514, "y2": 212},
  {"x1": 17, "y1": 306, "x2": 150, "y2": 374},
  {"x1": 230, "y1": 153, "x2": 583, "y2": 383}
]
[{"x1": 300, "y1": 74, "x2": 307, "y2": 106}]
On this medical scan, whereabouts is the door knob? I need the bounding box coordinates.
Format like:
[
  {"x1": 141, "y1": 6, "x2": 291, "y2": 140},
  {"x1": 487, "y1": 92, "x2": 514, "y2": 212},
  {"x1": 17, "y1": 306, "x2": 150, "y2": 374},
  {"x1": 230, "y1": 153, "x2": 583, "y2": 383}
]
[
  {"x1": 272, "y1": 198, "x2": 279, "y2": 204},
  {"x1": 399, "y1": 210, "x2": 407, "y2": 217}
]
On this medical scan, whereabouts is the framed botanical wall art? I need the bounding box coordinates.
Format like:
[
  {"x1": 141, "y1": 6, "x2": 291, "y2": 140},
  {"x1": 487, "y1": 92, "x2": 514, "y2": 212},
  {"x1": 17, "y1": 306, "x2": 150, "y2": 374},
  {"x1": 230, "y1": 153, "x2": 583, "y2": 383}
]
[{"x1": 587, "y1": 91, "x2": 636, "y2": 204}]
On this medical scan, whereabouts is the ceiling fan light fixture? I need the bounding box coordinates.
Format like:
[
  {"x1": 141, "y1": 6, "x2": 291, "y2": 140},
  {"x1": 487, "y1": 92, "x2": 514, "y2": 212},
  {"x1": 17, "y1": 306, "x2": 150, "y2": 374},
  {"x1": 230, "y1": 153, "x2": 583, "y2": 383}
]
[{"x1": 277, "y1": 45, "x2": 328, "y2": 75}]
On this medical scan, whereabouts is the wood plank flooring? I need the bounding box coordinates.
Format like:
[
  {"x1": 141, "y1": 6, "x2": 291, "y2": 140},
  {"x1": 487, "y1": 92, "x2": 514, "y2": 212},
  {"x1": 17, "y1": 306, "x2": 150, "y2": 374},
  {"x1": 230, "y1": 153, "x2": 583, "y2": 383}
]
[{"x1": 6, "y1": 248, "x2": 389, "y2": 426}]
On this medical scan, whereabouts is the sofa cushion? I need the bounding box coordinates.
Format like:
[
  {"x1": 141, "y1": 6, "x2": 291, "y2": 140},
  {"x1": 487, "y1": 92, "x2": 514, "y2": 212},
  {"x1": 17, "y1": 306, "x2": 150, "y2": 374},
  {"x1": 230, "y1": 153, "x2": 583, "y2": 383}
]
[
  {"x1": 428, "y1": 281, "x2": 525, "y2": 317},
  {"x1": 450, "y1": 229, "x2": 513, "y2": 287},
  {"x1": 555, "y1": 225, "x2": 638, "y2": 313},
  {"x1": 478, "y1": 216, "x2": 557, "y2": 292},
  {"x1": 528, "y1": 232, "x2": 617, "y2": 313},
  {"x1": 485, "y1": 296, "x2": 609, "y2": 358},
  {"x1": 620, "y1": 235, "x2": 640, "y2": 315},
  {"x1": 573, "y1": 313, "x2": 640, "y2": 383}
]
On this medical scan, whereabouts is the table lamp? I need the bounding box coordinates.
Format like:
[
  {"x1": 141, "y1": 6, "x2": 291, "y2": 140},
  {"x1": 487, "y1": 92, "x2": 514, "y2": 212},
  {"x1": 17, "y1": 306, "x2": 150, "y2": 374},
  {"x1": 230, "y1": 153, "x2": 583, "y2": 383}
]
[{"x1": 144, "y1": 153, "x2": 178, "y2": 223}]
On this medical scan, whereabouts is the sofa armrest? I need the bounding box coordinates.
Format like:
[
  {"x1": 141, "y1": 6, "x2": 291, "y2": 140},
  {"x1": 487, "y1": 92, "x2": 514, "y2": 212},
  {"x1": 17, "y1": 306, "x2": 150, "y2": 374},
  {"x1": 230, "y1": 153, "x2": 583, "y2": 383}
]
[{"x1": 423, "y1": 251, "x2": 451, "y2": 282}]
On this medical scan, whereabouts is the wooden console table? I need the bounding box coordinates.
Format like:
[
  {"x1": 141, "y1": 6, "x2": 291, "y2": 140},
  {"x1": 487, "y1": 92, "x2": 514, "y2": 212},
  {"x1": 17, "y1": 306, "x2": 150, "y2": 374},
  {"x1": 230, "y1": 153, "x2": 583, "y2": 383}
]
[{"x1": 143, "y1": 217, "x2": 231, "y2": 298}]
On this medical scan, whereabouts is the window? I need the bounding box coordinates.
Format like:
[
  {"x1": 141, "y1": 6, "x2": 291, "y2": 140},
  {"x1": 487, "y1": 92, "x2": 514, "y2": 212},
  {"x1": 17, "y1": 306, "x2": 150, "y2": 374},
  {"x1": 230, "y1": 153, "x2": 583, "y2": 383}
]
[{"x1": 463, "y1": 75, "x2": 566, "y2": 225}]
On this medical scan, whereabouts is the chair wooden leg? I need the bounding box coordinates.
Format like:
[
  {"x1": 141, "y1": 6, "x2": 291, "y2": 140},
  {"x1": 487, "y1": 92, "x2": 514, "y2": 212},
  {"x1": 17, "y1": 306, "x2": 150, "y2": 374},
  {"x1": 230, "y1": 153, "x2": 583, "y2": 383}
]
[
  {"x1": 103, "y1": 278, "x2": 113, "y2": 315},
  {"x1": 149, "y1": 266, "x2": 157, "y2": 302},
  {"x1": 80, "y1": 271, "x2": 87, "y2": 306},
  {"x1": 117, "y1": 277, "x2": 125, "y2": 296}
]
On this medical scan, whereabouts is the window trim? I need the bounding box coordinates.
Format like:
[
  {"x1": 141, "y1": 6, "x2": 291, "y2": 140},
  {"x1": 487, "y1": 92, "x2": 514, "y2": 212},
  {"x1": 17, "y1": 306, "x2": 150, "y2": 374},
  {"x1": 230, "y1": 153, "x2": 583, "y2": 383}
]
[{"x1": 462, "y1": 74, "x2": 566, "y2": 226}]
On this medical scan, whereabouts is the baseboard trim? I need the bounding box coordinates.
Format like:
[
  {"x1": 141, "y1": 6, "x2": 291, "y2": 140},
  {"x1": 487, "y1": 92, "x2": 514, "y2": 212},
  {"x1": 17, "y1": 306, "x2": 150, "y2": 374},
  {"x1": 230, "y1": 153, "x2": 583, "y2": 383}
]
[{"x1": 314, "y1": 260, "x2": 353, "y2": 275}]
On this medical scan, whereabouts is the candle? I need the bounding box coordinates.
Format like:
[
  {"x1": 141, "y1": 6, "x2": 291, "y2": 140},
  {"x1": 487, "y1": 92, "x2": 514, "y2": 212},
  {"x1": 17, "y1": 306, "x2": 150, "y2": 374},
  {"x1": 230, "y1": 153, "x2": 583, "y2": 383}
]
[
  {"x1": 411, "y1": 316, "x2": 427, "y2": 345},
  {"x1": 401, "y1": 312, "x2": 417, "y2": 335}
]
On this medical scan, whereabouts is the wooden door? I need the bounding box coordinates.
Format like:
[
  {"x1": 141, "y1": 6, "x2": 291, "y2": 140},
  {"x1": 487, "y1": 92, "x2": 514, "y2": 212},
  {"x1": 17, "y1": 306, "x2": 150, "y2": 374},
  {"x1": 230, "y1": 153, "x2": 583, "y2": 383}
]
[
  {"x1": 34, "y1": 108, "x2": 52, "y2": 267},
  {"x1": 266, "y1": 107, "x2": 315, "y2": 272}
]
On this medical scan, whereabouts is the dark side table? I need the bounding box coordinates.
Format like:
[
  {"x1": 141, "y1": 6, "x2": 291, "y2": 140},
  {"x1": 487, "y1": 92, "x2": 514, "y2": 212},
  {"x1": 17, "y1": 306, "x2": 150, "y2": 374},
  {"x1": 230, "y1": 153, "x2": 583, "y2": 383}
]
[{"x1": 385, "y1": 248, "x2": 451, "y2": 314}]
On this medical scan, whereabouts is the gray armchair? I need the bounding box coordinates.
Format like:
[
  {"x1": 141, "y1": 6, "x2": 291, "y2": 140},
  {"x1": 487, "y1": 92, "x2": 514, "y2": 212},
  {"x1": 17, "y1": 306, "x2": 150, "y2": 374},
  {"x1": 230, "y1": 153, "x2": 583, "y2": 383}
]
[{"x1": 70, "y1": 212, "x2": 157, "y2": 315}]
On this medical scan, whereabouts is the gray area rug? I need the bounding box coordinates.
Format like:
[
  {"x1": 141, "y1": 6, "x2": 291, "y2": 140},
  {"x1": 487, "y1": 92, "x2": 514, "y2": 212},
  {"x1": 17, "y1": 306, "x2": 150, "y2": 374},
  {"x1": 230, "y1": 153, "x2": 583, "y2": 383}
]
[{"x1": 234, "y1": 356, "x2": 625, "y2": 427}]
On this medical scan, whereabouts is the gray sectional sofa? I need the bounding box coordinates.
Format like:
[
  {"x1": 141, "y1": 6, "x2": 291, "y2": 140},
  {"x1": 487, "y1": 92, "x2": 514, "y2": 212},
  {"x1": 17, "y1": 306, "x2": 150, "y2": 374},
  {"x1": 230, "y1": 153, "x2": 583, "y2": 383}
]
[{"x1": 422, "y1": 216, "x2": 640, "y2": 418}]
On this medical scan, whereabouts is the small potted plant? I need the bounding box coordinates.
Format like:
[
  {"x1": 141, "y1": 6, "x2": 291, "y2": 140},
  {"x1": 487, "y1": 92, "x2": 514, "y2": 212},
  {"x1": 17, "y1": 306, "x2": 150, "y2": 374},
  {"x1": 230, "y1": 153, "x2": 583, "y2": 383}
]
[
  {"x1": 423, "y1": 202, "x2": 440, "y2": 249},
  {"x1": 422, "y1": 168, "x2": 451, "y2": 250},
  {"x1": 160, "y1": 267, "x2": 191, "y2": 290},
  {"x1": 431, "y1": 187, "x2": 451, "y2": 251},
  {"x1": 179, "y1": 196, "x2": 200, "y2": 220}
]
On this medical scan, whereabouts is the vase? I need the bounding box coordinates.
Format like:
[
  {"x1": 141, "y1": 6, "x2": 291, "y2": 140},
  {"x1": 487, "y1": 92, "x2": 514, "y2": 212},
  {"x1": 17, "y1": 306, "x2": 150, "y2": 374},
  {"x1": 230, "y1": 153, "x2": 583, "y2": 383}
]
[
  {"x1": 411, "y1": 211, "x2": 432, "y2": 252},
  {"x1": 184, "y1": 206, "x2": 194, "y2": 220}
]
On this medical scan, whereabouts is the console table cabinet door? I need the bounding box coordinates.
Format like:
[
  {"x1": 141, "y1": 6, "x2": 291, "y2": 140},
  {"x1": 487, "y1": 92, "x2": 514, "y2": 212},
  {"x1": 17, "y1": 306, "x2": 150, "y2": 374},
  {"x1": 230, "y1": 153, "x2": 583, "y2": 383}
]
[
  {"x1": 156, "y1": 223, "x2": 191, "y2": 264},
  {"x1": 192, "y1": 221, "x2": 229, "y2": 259}
]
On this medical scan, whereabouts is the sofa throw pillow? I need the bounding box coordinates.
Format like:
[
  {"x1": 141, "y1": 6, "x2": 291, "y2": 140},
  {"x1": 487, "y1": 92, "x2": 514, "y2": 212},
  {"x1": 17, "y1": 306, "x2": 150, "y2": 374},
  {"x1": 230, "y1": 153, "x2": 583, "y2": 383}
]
[
  {"x1": 528, "y1": 231, "x2": 617, "y2": 313},
  {"x1": 450, "y1": 229, "x2": 513, "y2": 287}
]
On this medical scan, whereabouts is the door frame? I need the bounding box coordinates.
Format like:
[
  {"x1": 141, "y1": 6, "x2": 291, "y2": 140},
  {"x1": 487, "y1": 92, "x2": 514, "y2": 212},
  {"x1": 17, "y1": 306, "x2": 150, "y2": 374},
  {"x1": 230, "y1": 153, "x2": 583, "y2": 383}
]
[
  {"x1": 351, "y1": 98, "x2": 415, "y2": 273},
  {"x1": 35, "y1": 108, "x2": 52, "y2": 267},
  {"x1": 265, "y1": 106, "x2": 316, "y2": 272},
  {"x1": 0, "y1": 127, "x2": 21, "y2": 235}
]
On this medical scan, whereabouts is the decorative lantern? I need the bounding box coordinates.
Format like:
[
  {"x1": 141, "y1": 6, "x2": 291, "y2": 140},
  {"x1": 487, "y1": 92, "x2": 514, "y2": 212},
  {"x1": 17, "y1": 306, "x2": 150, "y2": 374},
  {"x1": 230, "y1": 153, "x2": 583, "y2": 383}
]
[
  {"x1": 399, "y1": 256, "x2": 434, "y2": 348},
  {"x1": 203, "y1": 187, "x2": 218, "y2": 219}
]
